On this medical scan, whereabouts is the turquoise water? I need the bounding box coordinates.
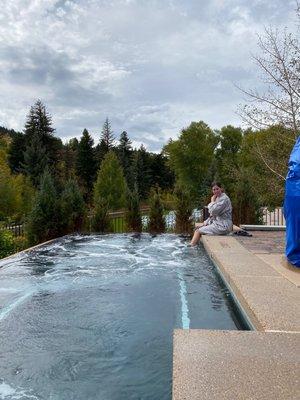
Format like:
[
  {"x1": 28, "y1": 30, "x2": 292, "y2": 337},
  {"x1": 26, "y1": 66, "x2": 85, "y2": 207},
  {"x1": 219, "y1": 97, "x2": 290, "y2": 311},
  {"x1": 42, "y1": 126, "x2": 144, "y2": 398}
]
[{"x1": 0, "y1": 234, "x2": 241, "y2": 399}]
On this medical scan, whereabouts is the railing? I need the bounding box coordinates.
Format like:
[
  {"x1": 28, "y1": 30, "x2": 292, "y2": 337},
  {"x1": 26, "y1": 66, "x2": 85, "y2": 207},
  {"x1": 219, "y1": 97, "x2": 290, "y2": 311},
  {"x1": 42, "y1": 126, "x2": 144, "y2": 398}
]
[
  {"x1": 108, "y1": 208, "x2": 203, "y2": 233},
  {"x1": 261, "y1": 207, "x2": 285, "y2": 226},
  {"x1": 0, "y1": 223, "x2": 25, "y2": 237},
  {"x1": 1, "y1": 208, "x2": 203, "y2": 237}
]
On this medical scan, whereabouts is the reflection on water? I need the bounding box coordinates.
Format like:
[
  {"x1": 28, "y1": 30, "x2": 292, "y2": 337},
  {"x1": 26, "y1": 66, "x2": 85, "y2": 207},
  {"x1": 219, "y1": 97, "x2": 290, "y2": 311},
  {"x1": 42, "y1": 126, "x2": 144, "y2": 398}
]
[{"x1": 0, "y1": 234, "x2": 240, "y2": 400}]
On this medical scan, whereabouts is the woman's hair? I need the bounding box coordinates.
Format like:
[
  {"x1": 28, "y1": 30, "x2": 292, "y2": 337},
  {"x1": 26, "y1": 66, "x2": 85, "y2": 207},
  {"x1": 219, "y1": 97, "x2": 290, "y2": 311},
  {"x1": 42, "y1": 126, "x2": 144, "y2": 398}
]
[{"x1": 211, "y1": 181, "x2": 222, "y2": 188}]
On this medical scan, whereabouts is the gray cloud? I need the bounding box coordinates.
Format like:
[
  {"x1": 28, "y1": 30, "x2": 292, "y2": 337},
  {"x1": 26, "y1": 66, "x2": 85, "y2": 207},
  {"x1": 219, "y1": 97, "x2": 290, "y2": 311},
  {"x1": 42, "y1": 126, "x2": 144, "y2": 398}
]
[{"x1": 0, "y1": 0, "x2": 296, "y2": 151}]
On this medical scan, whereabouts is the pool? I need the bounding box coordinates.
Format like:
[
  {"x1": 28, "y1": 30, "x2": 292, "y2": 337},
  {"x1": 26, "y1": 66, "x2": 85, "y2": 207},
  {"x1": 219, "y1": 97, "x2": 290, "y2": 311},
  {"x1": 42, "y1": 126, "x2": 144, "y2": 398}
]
[{"x1": 0, "y1": 234, "x2": 243, "y2": 400}]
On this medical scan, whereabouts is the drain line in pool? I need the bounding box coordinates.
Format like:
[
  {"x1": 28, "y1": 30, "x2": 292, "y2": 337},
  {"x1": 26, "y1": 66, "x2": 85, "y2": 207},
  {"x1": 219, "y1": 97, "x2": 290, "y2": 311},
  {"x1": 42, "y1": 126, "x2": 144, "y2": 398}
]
[{"x1": 177, "y1": 270, "x2": 190, "y2": 329}]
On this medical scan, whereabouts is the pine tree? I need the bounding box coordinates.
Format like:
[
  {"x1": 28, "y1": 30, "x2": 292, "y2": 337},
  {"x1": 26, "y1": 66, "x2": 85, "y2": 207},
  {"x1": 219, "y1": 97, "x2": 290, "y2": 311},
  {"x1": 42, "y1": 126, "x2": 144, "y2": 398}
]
[
  {"x1": 95, "y1": 138, "x2": 109, "y2": 169},
  {"x1": 22, "y1": 132, "x2": 49, "y2": 187},
  {"x1": 174, "y1": 184, "x2": 193, "y2": 235},
  {"x1": 93, "y1": 151, "x2": 127, "y2": 210},
  {"x1": 22, "y1": 100, "x2": 61, "y2": 185},
  {"x1": 76, "y1": 129, "x2": 97, "y2": 196},
  {"x1": 26, "y1": 169, "x2": 60, "y2": 245},
  {"x1": 148, "y1": 186, "x2": 165, "y2": 234},
  {"x1": 8, "y1": 132, "x2": 26, "y2": 173},
  {"x1": 97, "y1": 117, "x2": 115, "y2": 164},
  {"x1": 132, "y1": 145, "x2": 151, "y2": 200},
  {"x1": 149, "y1": 152, "x2": 175, "y2": 190},
  {"x1": 60, "y1": 179, "x2": 85, "y2": 233},
  {"x1": 125, "y1": 185, "x2": 142, "y2": 233},
  {"x1": 101, "y1": 118, "x2": 115, "y2": 148},
  {"x1": 118, "y1": 131, "x2": 133, "y2": 189},
  {"x1": 91, "y1": 198, "x2": 112, "y2": 233},
  {"x1": 24, "y1": 100, "x2": 60, "y2": 166}
]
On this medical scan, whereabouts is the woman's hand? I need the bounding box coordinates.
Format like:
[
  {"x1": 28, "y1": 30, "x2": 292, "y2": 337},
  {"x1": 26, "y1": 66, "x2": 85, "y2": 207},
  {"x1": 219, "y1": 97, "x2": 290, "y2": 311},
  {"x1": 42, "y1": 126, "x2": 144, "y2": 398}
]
[{"x1": 211, "y1": 194, "x2": 216, "y2": 202}]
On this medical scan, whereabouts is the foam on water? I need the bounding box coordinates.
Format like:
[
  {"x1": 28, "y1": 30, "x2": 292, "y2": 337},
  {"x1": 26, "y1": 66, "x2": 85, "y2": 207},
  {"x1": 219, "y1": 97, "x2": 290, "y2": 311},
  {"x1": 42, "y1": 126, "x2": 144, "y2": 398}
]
[{"x1": 0, "y1": 382, "x2": 38, "y2": 399}]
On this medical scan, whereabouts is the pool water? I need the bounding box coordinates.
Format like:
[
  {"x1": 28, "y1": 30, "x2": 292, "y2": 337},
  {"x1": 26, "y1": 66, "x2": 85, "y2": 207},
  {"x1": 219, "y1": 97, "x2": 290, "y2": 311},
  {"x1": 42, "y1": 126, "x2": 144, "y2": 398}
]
[{"x1": 0, "y1": 234, "x2": 242, "y2": 400}]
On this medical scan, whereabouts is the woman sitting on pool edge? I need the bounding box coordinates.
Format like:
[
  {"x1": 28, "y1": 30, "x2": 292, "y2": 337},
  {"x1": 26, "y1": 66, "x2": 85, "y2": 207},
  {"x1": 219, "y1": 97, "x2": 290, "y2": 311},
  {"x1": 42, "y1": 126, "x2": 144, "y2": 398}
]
[{"x1": 191, "y1": 182, "x2": 233, "y2": 246}]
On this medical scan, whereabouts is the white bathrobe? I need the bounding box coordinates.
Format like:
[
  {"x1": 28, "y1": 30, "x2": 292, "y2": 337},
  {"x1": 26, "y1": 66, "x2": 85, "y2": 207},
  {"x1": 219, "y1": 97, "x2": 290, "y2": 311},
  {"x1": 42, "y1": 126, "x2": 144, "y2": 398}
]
[{"x1": 198, "y1": 193, "x2": 233, "y2": 235}]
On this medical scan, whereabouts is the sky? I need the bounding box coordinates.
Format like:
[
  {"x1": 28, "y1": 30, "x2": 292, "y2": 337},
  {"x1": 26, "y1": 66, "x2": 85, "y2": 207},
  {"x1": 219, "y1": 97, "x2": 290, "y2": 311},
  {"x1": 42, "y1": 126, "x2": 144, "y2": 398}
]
[{"x1": 0, "y1": 0, "x2": 297, "y2": 151}]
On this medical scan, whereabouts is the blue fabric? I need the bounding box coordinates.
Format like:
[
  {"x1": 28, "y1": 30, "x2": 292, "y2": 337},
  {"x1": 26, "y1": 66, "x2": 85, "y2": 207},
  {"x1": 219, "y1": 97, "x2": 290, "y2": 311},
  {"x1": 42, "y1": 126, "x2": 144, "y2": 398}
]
[{"x1": 284, "y1": 137, "x2": 300, "y2": 267}]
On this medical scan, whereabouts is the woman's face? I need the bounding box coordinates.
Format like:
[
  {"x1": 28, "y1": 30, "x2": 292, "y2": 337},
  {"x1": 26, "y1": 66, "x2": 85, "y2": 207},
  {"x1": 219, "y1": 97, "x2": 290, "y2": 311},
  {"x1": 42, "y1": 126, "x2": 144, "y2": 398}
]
[{"x1": 212, "y1": 185, "x2": 222, "y2": 197}]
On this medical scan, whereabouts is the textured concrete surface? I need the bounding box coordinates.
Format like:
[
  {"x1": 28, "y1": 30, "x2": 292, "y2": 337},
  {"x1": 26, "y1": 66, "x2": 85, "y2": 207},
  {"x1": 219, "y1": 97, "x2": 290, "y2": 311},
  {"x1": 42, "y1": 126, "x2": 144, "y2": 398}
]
[
  {"x1": 235, "y1": 230, "x2": 285, "y2": 254},
  {"x1": 173, "y1": 329, "x2": 300, "y2": 400},
  {"x1": 229, "y1": 275, "x2": 300, "y2": 332},
  {"x1": 201, "y1": 234, "x2": 300, "y2": 332},
  {"x1": 256, "y1": 253, "x2": 300, "y2": 287}
]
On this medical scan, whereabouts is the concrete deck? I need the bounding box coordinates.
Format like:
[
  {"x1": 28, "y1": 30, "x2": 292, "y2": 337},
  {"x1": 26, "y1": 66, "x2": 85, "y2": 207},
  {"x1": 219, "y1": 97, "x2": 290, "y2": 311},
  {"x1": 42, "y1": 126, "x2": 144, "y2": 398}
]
[
  {"x1": 173, "y1": 330, "x2": 300, "y2": 400},
  {"x1": 172, "y1": 231, "x2": 300, "y2": 399}
]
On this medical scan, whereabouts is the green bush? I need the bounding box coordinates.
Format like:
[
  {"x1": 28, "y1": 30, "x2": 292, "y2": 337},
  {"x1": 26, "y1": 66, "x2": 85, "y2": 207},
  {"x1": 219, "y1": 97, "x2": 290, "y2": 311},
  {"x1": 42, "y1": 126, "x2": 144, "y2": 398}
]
[
  {"x1": 0, "y1": 230, "x2": 15, "y2": 258},
  {"x1": 26, "y1": 169, "x2": 61, "y2": 245},
  {"x1": 174, "y1": 185, "x2": 193, "y2": 235},
  {"x1": 125, "y1": 187, "x2": 142, "y2": 233},
  {"x1": 148, "y1": 186, "x2": 165, "y2": 234},
  {"x1": 60, "y1": 179, "x2": 85, "y2": 233},
  {"x1": 91, "y1": 198, "x2": 112, "y2": 233}
]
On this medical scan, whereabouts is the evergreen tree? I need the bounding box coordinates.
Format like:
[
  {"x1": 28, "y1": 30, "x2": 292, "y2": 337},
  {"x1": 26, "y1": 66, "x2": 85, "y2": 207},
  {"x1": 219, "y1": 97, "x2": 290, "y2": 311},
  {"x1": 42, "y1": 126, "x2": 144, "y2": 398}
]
[
  {"x1": 132, "y1": 145, "x2": 151, "y2": 200},
  {"x1": 118, "y1": 131, "x2": 133, "y2": 189},
  {"x1": 174, "y1": 184, "x2": 193, "y2": 235},
  {"x1": 76, "y1": 129, "x2": 97, "y2": 196},
  {"x1": 95, "y1": 139, "x2": 109, "y2": 169},
  {"x1": 125, "y1": 185, "x2": 142, "y2": 233},
  {"x1": 149, "y1": 152, "x2": 175, "y2": 190},
  {"x1": 0, "y1": 126, "x2": 21, "y2": 139},
  {"x1": 91, "y1": 198, "x2": 112, "y2": 233},
  {"x1": 21, "y1": 100, "x2": 62, "y2": 185},
  {"x1": 148, "y1": 186, "x2": 165, "y2": 234},
  {"x1": 101, "y1": 117, "x2": 115, "y2": 149},
  {"x1": 22, "y1": 132, "x2": 49, "y2": 187},
  {"x1": 8, "y1": 132, "x2": 26, "y2": 173},
  {"x1": 93, "y1": 151, "x2": 127, "y2": 210},
  {"x1": 23, "y1": 100, "x2": 60, "y2": 166},
  {"x1": 95, "y1": 118, "x2": 115, "y2": 168},
  {"x1": 60, "y1": 179, "x2": 85, "y2": 233},
  {"x1": 26, "y1": 169, "x2": 60, "y2": 245},
  {"x1": 60, "y1": 138, "x2": 79, "y2": 181}
]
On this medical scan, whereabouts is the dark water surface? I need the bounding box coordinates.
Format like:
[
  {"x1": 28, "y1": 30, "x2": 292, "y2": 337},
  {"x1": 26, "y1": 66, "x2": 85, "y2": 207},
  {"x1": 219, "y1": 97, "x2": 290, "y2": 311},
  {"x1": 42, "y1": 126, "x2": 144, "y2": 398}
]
[{"x1": 0, "y1": 234, "x2": 240, "y2": 400}]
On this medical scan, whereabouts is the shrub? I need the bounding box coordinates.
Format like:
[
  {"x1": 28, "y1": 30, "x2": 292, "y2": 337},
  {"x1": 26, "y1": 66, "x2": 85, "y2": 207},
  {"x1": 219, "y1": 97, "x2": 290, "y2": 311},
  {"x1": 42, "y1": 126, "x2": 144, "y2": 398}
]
[
  {"x1": 26, "y1": 169, "x2": 60, "y2": 245},
  {"x1": 174, "y1": 185, "x2": 193, "y2": 235},
  {"x1": 93, "y1": 151, "x2": 127, "y2": 211},
  {"x1": 0, "y1": 230, "x2": 15, "y2": 258},
  {"x1": 148, "y1": 186, "x2": 165, "y2": 234},
  {"x1": 60, "y1": 179, "x2": 85, "y2": 233},
  {"x1": 125, "y1": 186, "x2": 142, "y2": 233},
  {"x1": 91, "y1": 198, "x2": 112, "y2": 233}
]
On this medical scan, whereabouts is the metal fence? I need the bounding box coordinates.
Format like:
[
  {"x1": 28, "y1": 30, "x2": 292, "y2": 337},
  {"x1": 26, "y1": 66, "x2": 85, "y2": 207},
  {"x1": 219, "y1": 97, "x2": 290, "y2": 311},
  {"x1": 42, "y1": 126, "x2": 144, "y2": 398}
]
[
  {"x1": 108, "y1": 209, "x2": 203, "y2": 233},
  {"x1": 261, "y1": 207, "x2": 285, "y2": 226},
  {"x1": 0, "y1": 223, "x2": 25, "y2": 237},
  {"x1": 0, "y1": 209, "x2": 203, "y2": 237}
]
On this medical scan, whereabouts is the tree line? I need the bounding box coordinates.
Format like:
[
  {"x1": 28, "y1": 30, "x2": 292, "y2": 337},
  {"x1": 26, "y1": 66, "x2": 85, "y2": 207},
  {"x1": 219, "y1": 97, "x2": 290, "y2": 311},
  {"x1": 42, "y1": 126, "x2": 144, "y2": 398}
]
[{"x1": 0, "y1": 100, "x2": 295, "y2": 252}]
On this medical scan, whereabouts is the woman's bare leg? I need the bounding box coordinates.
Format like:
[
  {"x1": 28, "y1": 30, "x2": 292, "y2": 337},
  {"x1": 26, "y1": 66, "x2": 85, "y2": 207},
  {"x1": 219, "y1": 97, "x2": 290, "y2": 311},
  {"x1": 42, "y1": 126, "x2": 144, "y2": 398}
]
[{"x1": 190, "y1": 230, "x2": 201, "y2": 246}]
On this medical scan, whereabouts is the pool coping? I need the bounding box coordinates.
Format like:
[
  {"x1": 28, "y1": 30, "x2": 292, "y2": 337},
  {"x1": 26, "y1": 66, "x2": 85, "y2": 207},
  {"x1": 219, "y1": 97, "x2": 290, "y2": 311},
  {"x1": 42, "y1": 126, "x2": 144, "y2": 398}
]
[
  {"x1": 201, "y1": 235, "x2": 300, "y2": 333},
  {"x1": 172, "y1": 234, "x2": 300, "y2": 399}
]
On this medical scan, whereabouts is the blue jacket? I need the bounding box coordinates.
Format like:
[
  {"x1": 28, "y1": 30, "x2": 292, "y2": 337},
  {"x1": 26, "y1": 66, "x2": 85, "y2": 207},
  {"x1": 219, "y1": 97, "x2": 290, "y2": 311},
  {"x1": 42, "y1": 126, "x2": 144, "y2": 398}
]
[{"x1": 284, "y1": 136, "x2": 300, "y2": 267}]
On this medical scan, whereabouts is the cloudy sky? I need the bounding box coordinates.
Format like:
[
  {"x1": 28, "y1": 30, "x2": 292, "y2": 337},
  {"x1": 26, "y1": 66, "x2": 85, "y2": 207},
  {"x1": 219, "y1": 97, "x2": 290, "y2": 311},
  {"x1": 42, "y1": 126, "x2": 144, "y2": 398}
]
[{"x1": 0, "y1": 0, "x2": 297, "y2": 151}]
